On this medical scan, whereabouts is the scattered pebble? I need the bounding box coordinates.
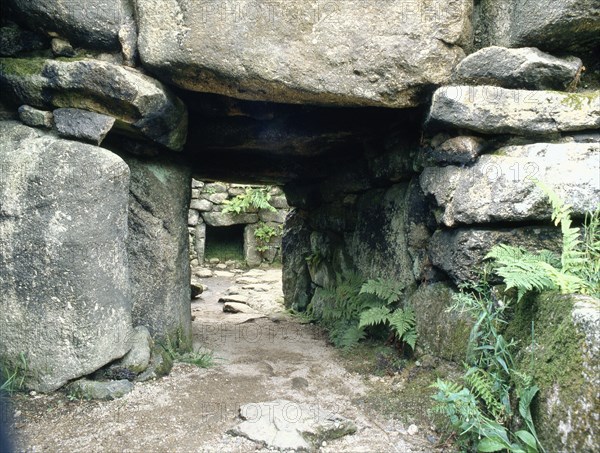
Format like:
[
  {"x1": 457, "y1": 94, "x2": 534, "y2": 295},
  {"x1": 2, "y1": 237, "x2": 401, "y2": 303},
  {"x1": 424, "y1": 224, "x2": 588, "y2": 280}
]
[{"x1": 407, "y1": 424, "x2": 419, "y2": 435}]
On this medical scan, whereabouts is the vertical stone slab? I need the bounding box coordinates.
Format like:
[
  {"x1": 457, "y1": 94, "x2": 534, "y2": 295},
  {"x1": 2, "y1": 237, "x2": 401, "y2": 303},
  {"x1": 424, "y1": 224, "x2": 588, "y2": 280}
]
[
  {"x1": 346, "y1": 184, "x2": 416, "y2": 288},
  {"x1": 120, "y1": 154, "x2": 192, "y2": 349},
  {"x1": 282, "y1": 209, "x2": 312, "y2": 311},
  {"x1": 0, "y1": 122, "x2": 132, "y2": 392}
]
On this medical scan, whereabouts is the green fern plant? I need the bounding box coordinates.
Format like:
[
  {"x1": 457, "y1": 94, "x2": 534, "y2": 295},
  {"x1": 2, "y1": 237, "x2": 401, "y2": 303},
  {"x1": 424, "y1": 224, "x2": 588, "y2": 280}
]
[
  {"x1": 305, "y1": 275, "x2": 415, "y2": 351},
  {"x1": 432, "y1": 281, "x2": 545, "y2": 453},
  {"x1": 359, "y1": 278, "x2": 404, "y2": 304},
  {"x1": 359, "y1": 305, "x2": 417, "y2": 350},
  {"x1": 222, "y1": 186, "x2": 277, "y2": 214},
  {"x1": 486, "y1": 182, "x2": 600, "y2": 299}
]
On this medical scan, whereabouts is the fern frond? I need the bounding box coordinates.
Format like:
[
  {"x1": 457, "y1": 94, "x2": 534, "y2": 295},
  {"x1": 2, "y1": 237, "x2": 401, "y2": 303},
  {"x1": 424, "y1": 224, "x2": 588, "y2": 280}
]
[
  {"x1": 388, "y1": 307, "x2": 416, "y2": 339},
  {"x1": 431, "y1": 378, "x2": 464, "y2": 395},
  {"x1": 358, "y1": 306, "x2": 391, "y2": 328},
  {"x1": 464, "y1": 368, "x2": 505, "y2": 420},
  {"x1": 486, "y1": 245, "x2": 557, "y2": 299},
  {"x1": 403, "y1": 329, "x2": 417, "y2": 350},
  {"x1": 333, "y1": 324, "x2": 366, "y2": 350},
  {"x1": 360, "y1": 278, "x2": 405, "y2": 304}
]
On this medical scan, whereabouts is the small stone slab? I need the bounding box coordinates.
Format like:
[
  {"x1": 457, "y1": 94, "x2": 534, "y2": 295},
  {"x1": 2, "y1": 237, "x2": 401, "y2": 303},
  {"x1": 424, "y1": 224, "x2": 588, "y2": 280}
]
[
  {"x1": 191, "y1": 283, "x2": 203, "y2": 299},
  {"x1": 190, "y1": 199, "x2": 213, "y2": 211},
  {"x1": 242, "y1": 284, "x2": 271, "y2": 292},
  {"x1": 451, "y1": 46, "x2": 582, "y2": 90},
  {"x1": 219, "y1": 295, "x2": 250, "y2": 305},
  {"x1": 195, "y1": 268, "x2": 213, "y2": 278},
  {"x1": 235, "y1": 277, "x2": 260, "y2": 285},
  {"x1": 214, "y1": 270, "x2": 235, "y2": 278},
  {"x1": 67, "y1": 378, "x2": 134, "y2": 400},
  {"x1": 18, "y1": 105, "x2": 53, "y2": 128},
  {"x1": 117, "y1": 326, "x2": 152, "y2": 374},
  {"x1": 427, "y1": 86, "x2": 600, "y2": 136},
  {"x1": 54, "y1": 108, "x2": 115, "y2": 145},
  {"x1": 223, "y1": 302, "x2": 256, "y2": 314},
  {"x1": 228, "y1": 400, "x2": 357, "y2": 451}
]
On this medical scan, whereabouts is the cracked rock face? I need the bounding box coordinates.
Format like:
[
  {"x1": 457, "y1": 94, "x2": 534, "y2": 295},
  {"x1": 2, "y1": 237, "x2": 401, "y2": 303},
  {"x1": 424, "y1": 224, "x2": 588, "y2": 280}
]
[
  {"x1": 451, "y1": 46, "x2": 583, "y2": 90},
  {"x1": 5, "y1": 0, "x2": 134, "y2": 51},
  {"x1": 136, "y1": 0, "x2": 472, "y2": 107},
  {"x1": 420, "y1": 142, "x2": 600, "y2": 226},
  {"x1": 228, "y1": 400, "x2": 357, "y2": 451},
  {"x1": 0, "y1": 58, "x2": 188, "y2": 151},
  {"x1": 0, "y1": 121, "x2": 133, "y2": 392},
  {"x1": 427, "y1": 86, "x2": 600, "y2": 136}
]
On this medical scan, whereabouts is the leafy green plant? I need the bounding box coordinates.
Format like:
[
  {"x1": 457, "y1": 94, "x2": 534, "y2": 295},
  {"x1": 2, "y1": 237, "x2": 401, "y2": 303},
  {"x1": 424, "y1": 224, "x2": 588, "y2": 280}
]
[
  {"x1": 254, "y1": 222, "x2": 282, "y2": 253},
  {"x1": 1, "y1": 353, "x2": 28, "y2": 395},
  {"x1": 174, "y1": 350, "x2": 215, "y2": 368},
  {"x1": 486, "y1": 182, "x2": 600, "y2": 299},
  {"x1": 158, "y1": 334, "x2": 214, "y2": 369},
  {"x1": 431, "y1": 282, "x2": 545, "y2": 453},
  {"x1": 222, "y1": 186, "x2": 277, "y2": 214},
  {"x1": 359, "y1": 279, "x2": 416, "y2": 350},
  {"x1": 306, "y1": 275, "x2": 416, "y2": 351}
]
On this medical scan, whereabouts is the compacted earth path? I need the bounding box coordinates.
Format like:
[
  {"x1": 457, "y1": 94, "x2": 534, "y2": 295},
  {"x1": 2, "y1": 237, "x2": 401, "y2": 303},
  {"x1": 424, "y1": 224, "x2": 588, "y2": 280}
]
[{"x1": 9, "y1": 267, "x2": 445, "y2": 453}]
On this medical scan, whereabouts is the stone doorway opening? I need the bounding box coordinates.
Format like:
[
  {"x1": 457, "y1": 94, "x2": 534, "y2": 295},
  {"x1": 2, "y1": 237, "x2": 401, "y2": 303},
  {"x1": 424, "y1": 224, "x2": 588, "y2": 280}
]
[
  {"x1": 187, "y1": 181, "x2": 289, "y2": 270},
  {"x1": 204, "y1": 224, "x2": 245, "y2": 263}
]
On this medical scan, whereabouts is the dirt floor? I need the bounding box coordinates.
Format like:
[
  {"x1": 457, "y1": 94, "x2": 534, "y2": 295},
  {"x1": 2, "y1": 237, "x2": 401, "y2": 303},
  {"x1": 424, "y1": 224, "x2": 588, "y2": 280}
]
[{"x1": 7, "y1": 268, "x2": 450, "y2": 453}]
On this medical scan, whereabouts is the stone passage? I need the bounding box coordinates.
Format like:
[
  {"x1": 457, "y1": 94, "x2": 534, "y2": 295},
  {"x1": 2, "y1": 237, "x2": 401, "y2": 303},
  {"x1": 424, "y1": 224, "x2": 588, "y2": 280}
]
[
  {"x1": 187, "y1": 181, "x2": 289, "y2": 267},
  {"x1": 0, "y1": 1, "x2": 599, "y2": 451}
]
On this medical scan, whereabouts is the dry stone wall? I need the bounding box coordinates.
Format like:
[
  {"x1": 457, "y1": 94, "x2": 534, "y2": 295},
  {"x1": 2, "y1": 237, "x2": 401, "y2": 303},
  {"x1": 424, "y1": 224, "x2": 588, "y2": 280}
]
[
  {"x1": 0, "y1": 2, "x2": 598, "y2": 450},
  {"x1": 187, "y1": 180, "x2": 289, "y2": 267}
]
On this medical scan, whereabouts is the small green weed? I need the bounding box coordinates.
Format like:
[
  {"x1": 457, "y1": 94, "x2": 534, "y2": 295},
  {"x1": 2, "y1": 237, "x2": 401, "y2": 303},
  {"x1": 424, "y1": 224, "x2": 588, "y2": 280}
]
[{"x1": 0, "y1": 353, "x2": 28, "y2": 395}]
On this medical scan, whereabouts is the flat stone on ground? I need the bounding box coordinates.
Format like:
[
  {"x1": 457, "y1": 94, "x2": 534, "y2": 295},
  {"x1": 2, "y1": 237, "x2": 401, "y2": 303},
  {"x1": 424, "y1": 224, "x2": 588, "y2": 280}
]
[
  {"x1": 218, "y1": 295, "x2": 250, "y2": 305},
  {"x1": 223, "y1": 302, "x2": 256, "y2": 314},
  {"x1": 228, "y1": 400, "x2": 357, "y2": 451}
]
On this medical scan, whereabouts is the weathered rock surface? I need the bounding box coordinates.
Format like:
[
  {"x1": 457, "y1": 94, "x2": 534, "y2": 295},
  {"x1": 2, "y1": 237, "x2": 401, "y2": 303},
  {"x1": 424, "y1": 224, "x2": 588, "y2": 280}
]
[
  {"x1": 18, "y1": 105, "x2": 52, "y2": 128},
  {"x1": 218, "y1": 295, "x2": 250, "y2": 305},
  {"x1": 451, "y1": 46, "x2": 583, "y2": 90},
  {"x1": 67, "y1": 379, "x2": 134, "y2": 400},
  {"x1": 0, "y1": 121, "x2": 132, "y2": 392},
  {"x1": 117, "y1": 326, "x2": 153, "y2": 374},
  {"x1": 187, "y1": 209, "x2": 199, "y2": 226},
  {"x1": 136, "y1": 0, "x2": 472, "y2": 107},
  {"x1": 203, "y1": 211, "x2": 258, "y2": 227},
  {"x1": 426, "y1": 135, "x2": 485, "y2": 165},
  {"x1": 420, "y1": 142, "x2": 600, "y2": 226},
  {"x1": 228, "y1": 400, "x2": 356, "y2": 450},
  {"x1": 135, "y1": 347, "x2": 173, "y2": 382},
  {"x1": 475, "y1": 0, "x2": 600, "y2": 54},
  {"x1": 429, "y1": 227, "x2": 562, "y2": 284},
  {"x1": 223, "y1": 302, "x2": 256, "y2": 314},
  {"x1": 0, "y1": 23, "x2": 48, "y2": 57},
  {"x1": 0, "y1": 58, "x2": 187, "y2": 150},
  {"x1": 50, "y1": 38, "x2": 75, "y2": 57},
  {"x1": 189, "y1": 199, "x2": 213, "y2": 212},
  {"x1": 408, "y1": 283, "x2": 472, "y2": 362},
  {"x1": 53, "y1": 108, "x2": 115, "y2": 145},
  {"x1": 347, "y1": 185, "x2": 415, "y2": 286},
  {"x1": 259, "y1": 209, "x2": 287, "y2": 224},
  {"x1": 5, "y1": 0, "x2": 134, "y2": 51},
  {"x1": 282, "y1": 210, "x2": 312, "y2": 311},
  {"x1": 194, "y1": 223, "x2": 206, "y2": 264},
  {"x1": 507, "y1": 293, "x2": 600, "y2": 452},
  {"x1": 120, "y1": 154, "x2": 192, "y2": 347},
  {"x1": 427, "y1": 86, "x2": 600, "y2": 136},
  {"x1": 244, "y1": 224, "x2": 264, "y2": 268}
]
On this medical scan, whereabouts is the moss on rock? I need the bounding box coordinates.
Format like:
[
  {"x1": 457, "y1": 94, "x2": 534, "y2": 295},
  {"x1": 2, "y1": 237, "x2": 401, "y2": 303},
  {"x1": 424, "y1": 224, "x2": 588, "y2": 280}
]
[
  {"x1": 506, "y1": 292, "x2": 599, "y2": 452},
  {"x1": 408, "y1": 282, "x2": 473, "y2": 363}
]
